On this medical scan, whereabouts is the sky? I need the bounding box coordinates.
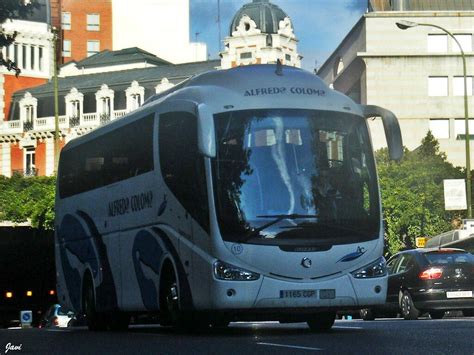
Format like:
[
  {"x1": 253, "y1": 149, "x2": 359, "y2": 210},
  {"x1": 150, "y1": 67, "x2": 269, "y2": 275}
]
[{"x1": 190, "y1": 0, "x2": 368, "y2": 71}]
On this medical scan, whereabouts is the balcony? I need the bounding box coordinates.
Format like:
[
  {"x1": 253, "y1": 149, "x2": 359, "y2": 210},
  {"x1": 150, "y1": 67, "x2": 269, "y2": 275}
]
[
  {"x1": 12, "y1": 167, "x2": 39, "y2": 177},
  {"x1": 0, "y1": 109, "x2": 128, "y2": 135}
]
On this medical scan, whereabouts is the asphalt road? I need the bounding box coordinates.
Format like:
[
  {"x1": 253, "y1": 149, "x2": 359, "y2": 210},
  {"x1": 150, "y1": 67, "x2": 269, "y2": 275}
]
[{"x1": 1, "y1": 317, "x2": 473, "y2": 355}]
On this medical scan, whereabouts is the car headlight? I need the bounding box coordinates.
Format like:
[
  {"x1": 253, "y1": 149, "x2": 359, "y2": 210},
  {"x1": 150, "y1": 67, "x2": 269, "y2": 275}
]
[
  {"x1": 213, "y1": 260, "x2": 260, "y2": 281},
  {"x1": 351, "y1": 257, "x2": 387, "y2": 279}
]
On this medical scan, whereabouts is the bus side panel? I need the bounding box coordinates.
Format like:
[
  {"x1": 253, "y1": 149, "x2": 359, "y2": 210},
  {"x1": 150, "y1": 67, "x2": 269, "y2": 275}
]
[
  {"x1": 56, "y1": 204, "x2": 121, "y2": 314},
  {"x1": 119, "y1": 228, "x2": 166, "y2": 311}
]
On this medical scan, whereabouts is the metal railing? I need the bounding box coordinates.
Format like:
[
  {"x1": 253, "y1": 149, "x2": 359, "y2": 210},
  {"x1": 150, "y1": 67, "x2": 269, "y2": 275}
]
[
  {"x1": 1, "y1": 109, "x2": 131, "y2": 135},
  {"x1": 12, "y1": 167, "x2": 39, "y2": 177}
]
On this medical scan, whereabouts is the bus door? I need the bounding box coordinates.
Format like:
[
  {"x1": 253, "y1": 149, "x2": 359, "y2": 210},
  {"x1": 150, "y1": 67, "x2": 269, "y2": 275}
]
[{"x1": 158, "y1": 108, "x2": 211, "y2": 304}]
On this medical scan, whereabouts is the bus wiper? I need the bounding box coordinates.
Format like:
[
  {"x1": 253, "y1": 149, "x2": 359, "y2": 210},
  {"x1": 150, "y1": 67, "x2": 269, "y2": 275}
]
[
  {"x1": 279, "y1": 221, "x2": 368, "y2": 238},
  {"x1": 241, "y1": 214, "x2": 319, "y2": 242}
]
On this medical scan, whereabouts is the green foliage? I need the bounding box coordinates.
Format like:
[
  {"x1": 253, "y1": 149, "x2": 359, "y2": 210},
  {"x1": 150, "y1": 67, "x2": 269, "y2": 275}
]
[
  {"x1": 0, "y1": 174, "x2": 56, "y2": 230},
  {"x1": 376, "y1": 131, "x2": 464, "y2": 256}
]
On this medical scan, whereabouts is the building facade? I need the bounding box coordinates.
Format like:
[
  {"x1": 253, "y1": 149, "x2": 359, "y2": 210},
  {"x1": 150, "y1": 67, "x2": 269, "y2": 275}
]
[
  {"x1": 59, "y1": 0, "x2": 206, "y2": 65},
  {"x1": 317, "y1": 0, "x2": 474, "y2": 167},
  {"x1": 0, "y1": 48, "x2": 219, "y2": 177},
  {"x1": 0, "y1": 0, "x2": 54, "y2": 122},
  {"x1": 221, "y1": 0, "x2": 301, "y2": 69},
  {"x1": 0, "y1": 0, "x2": 300, "y2": 177}
]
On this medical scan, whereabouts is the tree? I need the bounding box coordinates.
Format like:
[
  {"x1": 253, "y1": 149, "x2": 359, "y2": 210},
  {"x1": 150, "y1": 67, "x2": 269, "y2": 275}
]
[
  {"x1": 376, "y1": 131, "x2": 465, "y2": 256},
  {"x1": 0, "y1": 174, "x2": 56, "y2": 230},
  {"x1": 0, "y1": 0, "x2": 39, "y2": 76}
]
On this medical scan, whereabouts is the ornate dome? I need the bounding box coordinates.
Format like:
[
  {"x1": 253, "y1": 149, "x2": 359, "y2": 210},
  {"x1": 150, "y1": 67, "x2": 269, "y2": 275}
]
[{"x1": 229, "y1": 0, "x2": 291, "y2": 35}]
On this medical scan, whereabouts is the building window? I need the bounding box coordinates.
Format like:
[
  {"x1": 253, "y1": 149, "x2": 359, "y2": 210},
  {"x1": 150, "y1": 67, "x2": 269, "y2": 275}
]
[
  {"x1": 63, "y1": 40, "x2": 71, "y2": 57},
  {"x1": 62, "y1": 12, "x2": 71, "y2": 30},
  {"x1": 455, "y1": 119, "x2": 474, "y2": 139},
  {"x1": 25, "y1": 148, "x2": 36, "y2": 176},
  {"x1": 285, "y1": 54, "x2": 291, "y2": 61},
  {"x1": 453, "y1": 34, "x2": 472, "y2": 53},
  {"x1": 240, "y1": 52, "x2": 252, "y2": 59},
  {"x1": 30, "y1": 46, "x2": 35, "y2": 70},
  {"x1": 87, "y1": 14, "x2": 100, "y2": 31},
  {"x1": 428, "y1": 77, "x2": 448, "y2": 96},
  {"x1": 38, "y1": 46, "x2": 43, "y2": 71},
  {"x1": 453, "y1": 76, "x2": 473, "y2": 96},
  {"x1": 87, "y1": 40, "x2": 100, "y2": 57},
  {"x1": 427, "y1": 34, "x2": 447, "y2": 53},
  {"x1": 429, "y1": 119, "x2": 449, "y2": 139},
  {"x1": 22, "y1": 45, "x2": 27, "y2": 69}
]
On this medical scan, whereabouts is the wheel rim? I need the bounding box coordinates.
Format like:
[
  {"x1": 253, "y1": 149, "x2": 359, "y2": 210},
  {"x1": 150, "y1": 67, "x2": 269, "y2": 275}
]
[
  {"x1": 166, "y1": 282, "x2": 179, "y2": 316},
  {"x1": 402, "y1": 295, "x2": 410, "y2": 315}
]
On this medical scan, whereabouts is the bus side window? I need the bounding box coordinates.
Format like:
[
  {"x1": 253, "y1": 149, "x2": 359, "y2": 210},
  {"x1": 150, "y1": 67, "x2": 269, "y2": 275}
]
[{"x1": 159, "y1": 112, "x2": 209, "y2": 233}]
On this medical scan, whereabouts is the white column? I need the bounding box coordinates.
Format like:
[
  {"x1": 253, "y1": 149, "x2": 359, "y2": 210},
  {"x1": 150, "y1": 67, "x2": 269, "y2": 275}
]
[
  {"x1": 25, "y1": 44, "x2": 31, "y2": 70},
  {"x1": 1, "y1": 143, "x2": 11, "y2": 177},
  {"x1": 18, "y1": 44, "x2": 23, "y2": 70},
  {"x1": 45, "y1": 138, "x2": 55, "y2": 176}
]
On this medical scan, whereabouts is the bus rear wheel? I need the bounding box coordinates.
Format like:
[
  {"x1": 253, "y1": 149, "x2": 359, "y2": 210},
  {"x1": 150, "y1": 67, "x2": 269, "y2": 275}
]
[
  {"x1": 307, "y1": 311, "x2": 336, "y2": 332},
  {"x1": 83, "y1": 276, "x2": 107, "y2": 331}
]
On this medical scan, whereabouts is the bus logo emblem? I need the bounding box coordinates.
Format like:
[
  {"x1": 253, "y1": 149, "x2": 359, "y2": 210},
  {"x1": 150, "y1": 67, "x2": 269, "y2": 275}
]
[
  {"x1": 301, "y1": 257, "x2": 312, "y2": 268},
  {"x1": 231, "y1": 244, "x2": 243, "y2": 255}
]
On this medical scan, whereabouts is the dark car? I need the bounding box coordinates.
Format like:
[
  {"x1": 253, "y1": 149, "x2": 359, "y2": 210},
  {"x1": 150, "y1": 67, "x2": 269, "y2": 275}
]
[{"x1": 360, "y1": 248, "x2": 474, "y2": 320}]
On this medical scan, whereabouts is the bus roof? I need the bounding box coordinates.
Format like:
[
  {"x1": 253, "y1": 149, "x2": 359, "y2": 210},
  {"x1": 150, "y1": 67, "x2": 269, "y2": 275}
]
[{"x1": 61, "y1": 64, "x2": 361, "y2": 152}]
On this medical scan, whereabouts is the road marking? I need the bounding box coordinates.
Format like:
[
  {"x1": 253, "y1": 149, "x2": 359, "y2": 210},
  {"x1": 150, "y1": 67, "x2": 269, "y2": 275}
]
[{"x1": 257, "y1": 342, "x2": 322, "y2": 351}]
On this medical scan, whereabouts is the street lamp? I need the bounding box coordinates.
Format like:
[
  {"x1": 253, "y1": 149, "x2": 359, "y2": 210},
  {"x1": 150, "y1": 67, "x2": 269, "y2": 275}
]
[
  {"x1": 396, "y1": 20, "x2": 472, "y2": 218},
  {"x1": 51, "y1": 27, "x2": 60, "y2": 172}
]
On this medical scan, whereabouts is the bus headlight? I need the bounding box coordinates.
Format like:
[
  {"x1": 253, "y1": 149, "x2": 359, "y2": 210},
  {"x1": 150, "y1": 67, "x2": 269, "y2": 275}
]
[
  {"x1": 213, "y1": 260, "x2": 260, "y2": 281},
  {"x1": 351, "y1": 257, "x2": 387, "y2": 279}
]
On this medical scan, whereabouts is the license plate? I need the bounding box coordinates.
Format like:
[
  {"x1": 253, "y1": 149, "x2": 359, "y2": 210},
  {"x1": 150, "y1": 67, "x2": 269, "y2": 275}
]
[
  {"x1": 446, "y1": 291, "x2": 473, "y2": 299},
  {"x1": 280, "y1": 289, "x2": 317, "y2": 298},
  {"x1": 319, "y1": 289, "x2": 336, "y2": 299}
]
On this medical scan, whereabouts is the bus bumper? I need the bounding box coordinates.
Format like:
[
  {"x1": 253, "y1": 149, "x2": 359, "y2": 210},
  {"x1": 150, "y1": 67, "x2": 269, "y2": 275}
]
[{"x1": 206, "y1": 274, "x2": 387, "y2": 310}]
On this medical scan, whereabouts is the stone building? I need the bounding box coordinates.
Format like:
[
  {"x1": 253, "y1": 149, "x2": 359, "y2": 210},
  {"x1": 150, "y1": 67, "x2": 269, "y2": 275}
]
[
  {"x1": 317, "y1": 0, "x2": 474, "y2": 167},
  {"x1": 0, "y1": 0, "x2": 300, "y2": 177},
  {"x1": 221, "y1": 0, "x2": 301, "y2": 69}
]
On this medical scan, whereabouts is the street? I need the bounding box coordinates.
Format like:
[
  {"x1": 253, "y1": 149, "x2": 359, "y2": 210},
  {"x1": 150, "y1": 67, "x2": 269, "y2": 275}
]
[{"x1": 1, "y1": 317, "x2": 473, "y2": 354}]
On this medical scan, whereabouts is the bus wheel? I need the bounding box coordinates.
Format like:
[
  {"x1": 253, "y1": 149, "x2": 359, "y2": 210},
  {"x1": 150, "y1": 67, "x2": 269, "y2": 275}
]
[
  {"x1": 83, "y1": 276, "x2": 107, "y2": 331},
  {"x1": 400, "y1": 291, "x2": 419, "y2": 320},
  {"x1": 307, "y1": 311, "x2": 336, "y2": 332},
  {"x1": 360, "y1": 308, "x2": 375, "y2": 321},
  {"x1": 164, "y1": 271, "x2": 188, "y2": 331}
]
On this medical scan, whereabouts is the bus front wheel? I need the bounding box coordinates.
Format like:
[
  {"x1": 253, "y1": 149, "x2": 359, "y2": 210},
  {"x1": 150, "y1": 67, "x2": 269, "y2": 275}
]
[{"x1": 307, "y1": 311, "x2": 336, "y2": 332}]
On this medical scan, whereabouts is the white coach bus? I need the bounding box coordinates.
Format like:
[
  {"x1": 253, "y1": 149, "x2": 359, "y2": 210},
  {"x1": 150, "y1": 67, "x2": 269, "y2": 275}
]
[{"x1": 55, "y1": 64, "x2": 403, "y2": 331}]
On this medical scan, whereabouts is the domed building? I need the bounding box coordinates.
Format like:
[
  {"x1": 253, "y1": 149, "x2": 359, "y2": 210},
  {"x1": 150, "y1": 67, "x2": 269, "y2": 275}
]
[{"x1": 220, "y1": 0, "x2": 301, "y2": 69}]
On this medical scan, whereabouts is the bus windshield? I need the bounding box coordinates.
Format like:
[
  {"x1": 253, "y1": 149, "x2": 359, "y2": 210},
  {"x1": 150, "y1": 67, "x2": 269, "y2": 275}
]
[{"x1": 212, "y1": 109, "x2": 380, "y2": 247}]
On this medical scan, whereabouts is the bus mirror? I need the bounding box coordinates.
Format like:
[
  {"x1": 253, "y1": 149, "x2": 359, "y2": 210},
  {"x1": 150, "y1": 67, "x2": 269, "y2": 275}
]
[
  {"x1": 197, "y1": 104, "x2": 216, "y2": 157},
  {"x1": 361, "y1": 105, "x2": 403, "y2": 161}
]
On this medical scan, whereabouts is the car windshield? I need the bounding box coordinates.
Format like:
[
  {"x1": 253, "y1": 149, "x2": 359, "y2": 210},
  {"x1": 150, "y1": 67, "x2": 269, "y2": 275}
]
[
  {"x1": 425, "y1": 252, "x2": 474, "y2": 265},
  {"x1": 211, "y1": 109, "x2": 380, "y2": 247}
]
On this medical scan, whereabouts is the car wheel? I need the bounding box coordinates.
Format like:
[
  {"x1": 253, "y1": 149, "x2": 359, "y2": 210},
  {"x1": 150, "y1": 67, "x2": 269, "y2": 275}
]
[
  {"x1": 360, "y1": 308, "x2": 375, "y2": 321},
  {"x1": 462, "y1": 309, "x2": 474, "y2": 317},
  {"x1": 429, "y1": 311, "x2": 445, "y2": 319},
  {"x1": 83, "y1": 276, "x2": 107, "y2": 331},
  {"x1": 400, "y1": 291, "x2": 420, "y2": 320},
  {"x1": 307, "y1": 311, "x2": 336, "y2": 332}
]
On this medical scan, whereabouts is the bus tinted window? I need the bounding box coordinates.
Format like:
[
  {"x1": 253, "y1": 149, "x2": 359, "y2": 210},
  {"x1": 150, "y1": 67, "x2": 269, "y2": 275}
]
[
  {"x1": 159, "y1": 112, "x2": 209, "y2": 232},
  {"x1": 59, "y1": 114, "x2": 154, "y2": 198}
]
